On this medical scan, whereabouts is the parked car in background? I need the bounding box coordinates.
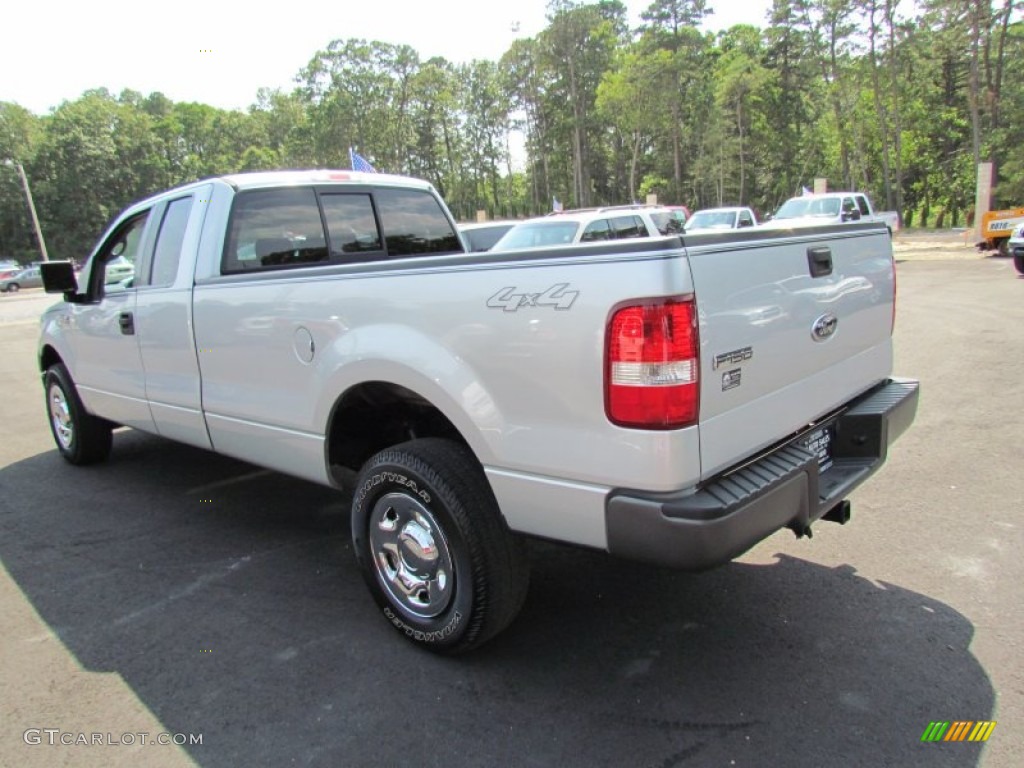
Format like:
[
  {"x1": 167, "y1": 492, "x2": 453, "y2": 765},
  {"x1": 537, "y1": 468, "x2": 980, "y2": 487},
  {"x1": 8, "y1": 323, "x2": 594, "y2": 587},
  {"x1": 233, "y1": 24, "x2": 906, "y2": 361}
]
[
  {"x1": 103, "y1": 255, "x2": 135, "y2": 284},
  {"x1": 1009, "y1": 222, "x2": 1024, "y2": 275},
  {"x1": 491, "y1": 205, "x2": 679, "y2": 251},
  {"x1": 0, "y1": 266, "x2": 43, "y2": 293},
  {"x1": 458, "y1": 221, "x2": 517, "y2": 252},
  {"x1": 761, "y1": 192, "x2": 894, "y2": 233},
  {"x1": 685, "y1": 206, "x2": 758, "y2": 233}
]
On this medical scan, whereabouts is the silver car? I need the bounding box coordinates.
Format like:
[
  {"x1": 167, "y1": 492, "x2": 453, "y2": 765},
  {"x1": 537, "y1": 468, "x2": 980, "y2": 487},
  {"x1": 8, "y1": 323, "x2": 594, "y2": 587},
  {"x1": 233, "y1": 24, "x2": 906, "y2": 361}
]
[
  {"x1": 458, "y1": 221, "x2": 517, "y2": 252},
  {"x1": 491, "y1": 206, "x2": 676, "y2": 251},
  {"x1": 0, "y1": 266, "x2": 42, "y2": 292}
]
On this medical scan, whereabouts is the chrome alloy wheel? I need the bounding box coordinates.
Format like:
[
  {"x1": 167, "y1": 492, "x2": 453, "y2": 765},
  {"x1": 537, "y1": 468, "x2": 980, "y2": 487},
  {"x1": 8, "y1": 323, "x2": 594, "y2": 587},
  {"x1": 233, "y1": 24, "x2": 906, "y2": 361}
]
[
  {"x1": 369, "y1": 492, "x2": 455, "y2": 619},
  {"x1": 49, "y1": 383, "x2": 74, "y2": 450}
]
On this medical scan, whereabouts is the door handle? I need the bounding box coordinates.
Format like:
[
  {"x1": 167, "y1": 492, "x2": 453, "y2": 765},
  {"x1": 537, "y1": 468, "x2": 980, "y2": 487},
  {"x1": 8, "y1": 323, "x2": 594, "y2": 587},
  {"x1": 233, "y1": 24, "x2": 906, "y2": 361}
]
[
  {"x1": 119, "y1": 311, "x2": 135, "y2": 335},
  {"x1": 807, "y1": 246, "x2": 833, "y2": 278}
]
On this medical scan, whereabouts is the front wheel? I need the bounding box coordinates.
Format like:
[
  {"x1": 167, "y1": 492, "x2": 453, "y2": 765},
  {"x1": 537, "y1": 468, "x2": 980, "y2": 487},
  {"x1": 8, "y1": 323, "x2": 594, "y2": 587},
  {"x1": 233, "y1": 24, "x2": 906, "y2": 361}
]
[
  {"x1": 44, "y1": 363, "x2": 112, "y2": 465},
  {"x1": 1015, "y1": 252, "x2": 1024, "y2": 276},
  {"x1": 351, "y1": 438, "x2": 529, "y2": 654},
  {"x1": 5, "y1": 283, "x2": 18, "y2": 293}
]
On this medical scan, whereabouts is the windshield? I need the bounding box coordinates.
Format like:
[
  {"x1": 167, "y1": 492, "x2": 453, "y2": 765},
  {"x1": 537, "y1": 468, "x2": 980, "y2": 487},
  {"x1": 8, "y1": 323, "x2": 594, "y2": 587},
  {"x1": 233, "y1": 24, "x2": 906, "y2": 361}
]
[
  {"x1": 774, "y1": 197, "x2": 841, "y2": 219},
  {"x1": 491, "y1": 221, "x2": 581, "y2": 251},
  {"x1": 687, "y1": 210, "x2": 736, "y2": 230}
]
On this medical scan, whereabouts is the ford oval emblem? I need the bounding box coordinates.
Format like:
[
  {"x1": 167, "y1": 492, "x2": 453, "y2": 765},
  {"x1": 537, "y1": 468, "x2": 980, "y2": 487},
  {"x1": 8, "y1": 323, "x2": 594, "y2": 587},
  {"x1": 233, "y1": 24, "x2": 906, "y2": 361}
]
[{"x1": 812, "y1": 313, "x2": 838, "y2": 341}]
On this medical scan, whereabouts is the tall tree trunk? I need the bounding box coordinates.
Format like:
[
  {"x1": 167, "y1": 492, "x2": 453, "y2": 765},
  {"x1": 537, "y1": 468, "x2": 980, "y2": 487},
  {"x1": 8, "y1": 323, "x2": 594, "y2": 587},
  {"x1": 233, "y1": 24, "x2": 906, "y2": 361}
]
[
  {"x1": 885, "y1": 0, "x2": 905, "y2": 224},
  {"x1": 966, "y1": 0, "x2": 983, "y2": 167},
  {"x1": 866, "y1": 1, "x2": 894, "y2": 211},
  {"x1": 989, "y1": 0, "x2": 1012, "y2": 135}
]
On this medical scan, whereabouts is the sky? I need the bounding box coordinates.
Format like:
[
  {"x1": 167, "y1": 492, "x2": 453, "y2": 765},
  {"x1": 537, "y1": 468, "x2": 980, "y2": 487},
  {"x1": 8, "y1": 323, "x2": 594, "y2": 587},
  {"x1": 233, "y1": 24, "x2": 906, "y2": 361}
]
[{"x1": 3, "y1": 0, "x2": 773, "y2": 115}]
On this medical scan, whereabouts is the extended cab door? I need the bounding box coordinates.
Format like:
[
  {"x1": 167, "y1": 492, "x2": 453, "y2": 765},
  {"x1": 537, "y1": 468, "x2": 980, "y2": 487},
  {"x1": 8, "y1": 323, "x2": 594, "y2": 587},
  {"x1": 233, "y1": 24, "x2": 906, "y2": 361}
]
[{"x1": 133, "y1": 185, "x2": 214, "y2": 450}]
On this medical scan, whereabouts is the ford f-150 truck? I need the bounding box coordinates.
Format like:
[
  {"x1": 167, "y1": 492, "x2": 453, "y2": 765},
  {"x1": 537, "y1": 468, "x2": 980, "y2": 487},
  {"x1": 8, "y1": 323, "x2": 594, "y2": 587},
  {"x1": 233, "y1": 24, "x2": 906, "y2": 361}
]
[{"x1": 38, "y1": 170, "x2": 918, "y2": 653}]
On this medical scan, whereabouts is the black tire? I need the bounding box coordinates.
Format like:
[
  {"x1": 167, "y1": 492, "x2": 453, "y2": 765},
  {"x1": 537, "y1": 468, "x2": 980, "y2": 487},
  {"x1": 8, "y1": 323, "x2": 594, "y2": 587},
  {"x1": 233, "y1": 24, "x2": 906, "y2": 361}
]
[
  {"x1": 997, "y1": 238, "x2": 1009, "y2": 256},
  {"x1": 43, "y1": 363, "x2": 113, "y2": 465},
  {"x1": 351, "y1": 438, "x2": 529, "y2": 654},
  {"x1": 1015, "y1": 252, "x2": 1024, "y2": 276},
  {"x1": 6, "y1": 283, "x2": 19, "y2": 293}
]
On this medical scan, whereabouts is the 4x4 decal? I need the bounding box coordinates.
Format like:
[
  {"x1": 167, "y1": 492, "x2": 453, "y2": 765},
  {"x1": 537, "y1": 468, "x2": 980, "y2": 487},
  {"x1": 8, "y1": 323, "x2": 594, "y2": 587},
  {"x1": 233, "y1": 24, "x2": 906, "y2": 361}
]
[{"x1": 486, "y1": 283, "x2": 579, "y2": 312}]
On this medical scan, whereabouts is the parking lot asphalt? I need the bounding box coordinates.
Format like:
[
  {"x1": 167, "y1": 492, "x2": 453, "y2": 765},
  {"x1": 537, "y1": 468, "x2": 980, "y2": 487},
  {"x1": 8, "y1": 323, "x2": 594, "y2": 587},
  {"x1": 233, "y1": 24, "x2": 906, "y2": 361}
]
[{"x1": 1, "y1": 257, "x2": 1021, "y2": 768}]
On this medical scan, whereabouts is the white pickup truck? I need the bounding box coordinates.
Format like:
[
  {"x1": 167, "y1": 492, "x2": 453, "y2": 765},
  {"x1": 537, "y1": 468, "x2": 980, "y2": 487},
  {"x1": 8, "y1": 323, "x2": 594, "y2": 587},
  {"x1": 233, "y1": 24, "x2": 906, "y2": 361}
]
[
  {"x1": 38, "y1": 170, "x2": 918, "y2": 653},
  {"x1": 763, "y1": 191, "x2": 898, "y2": 233}
]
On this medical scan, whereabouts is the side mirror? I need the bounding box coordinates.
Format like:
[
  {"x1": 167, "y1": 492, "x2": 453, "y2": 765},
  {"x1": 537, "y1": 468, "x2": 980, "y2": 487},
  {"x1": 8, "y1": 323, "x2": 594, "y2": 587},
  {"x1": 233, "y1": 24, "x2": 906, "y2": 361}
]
[
  {"x1": 842, "y1": 209, "x2": 861, "y2": 222},
  {"x1": 41, "y1": 261, "x2": 79, "y2": 295}
]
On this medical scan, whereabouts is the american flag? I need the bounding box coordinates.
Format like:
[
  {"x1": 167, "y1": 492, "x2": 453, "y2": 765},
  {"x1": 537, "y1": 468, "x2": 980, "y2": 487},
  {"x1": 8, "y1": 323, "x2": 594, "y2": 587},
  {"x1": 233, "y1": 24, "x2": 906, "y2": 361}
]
[{"x1": 350, "y1": 148, "x2": 378, "y2": 173}]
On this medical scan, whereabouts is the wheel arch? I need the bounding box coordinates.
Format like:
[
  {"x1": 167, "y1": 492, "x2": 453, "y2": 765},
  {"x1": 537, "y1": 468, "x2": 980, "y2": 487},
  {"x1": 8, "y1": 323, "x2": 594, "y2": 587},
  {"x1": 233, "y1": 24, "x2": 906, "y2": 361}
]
[
  {"x1": 324, "y1": 378, "x2": 484, "y2": 481},
  {"x1": 39, "y1": 344, "x2": 64, "y2": 375}
]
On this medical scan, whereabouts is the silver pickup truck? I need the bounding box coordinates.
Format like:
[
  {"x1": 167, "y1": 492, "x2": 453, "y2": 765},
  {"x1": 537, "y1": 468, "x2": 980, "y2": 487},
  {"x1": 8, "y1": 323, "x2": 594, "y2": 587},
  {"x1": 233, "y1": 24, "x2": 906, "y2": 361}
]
[{"x1": 38, "y1": 170, "x2": 918, "y2": 653}]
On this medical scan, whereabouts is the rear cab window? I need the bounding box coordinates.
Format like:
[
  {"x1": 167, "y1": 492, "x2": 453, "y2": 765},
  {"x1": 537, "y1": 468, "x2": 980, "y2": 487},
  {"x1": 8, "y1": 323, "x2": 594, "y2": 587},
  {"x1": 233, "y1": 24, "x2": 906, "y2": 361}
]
[{"x1": 222, "y1": 184, "x2": 461, "y2": 274}]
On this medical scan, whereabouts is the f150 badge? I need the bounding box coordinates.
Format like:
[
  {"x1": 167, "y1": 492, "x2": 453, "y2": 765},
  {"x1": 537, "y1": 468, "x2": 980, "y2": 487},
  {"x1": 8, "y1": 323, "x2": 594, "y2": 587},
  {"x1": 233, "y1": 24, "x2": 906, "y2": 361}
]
[{"x1": 487, "y1": 283, "x2": 579, "y2": 312}]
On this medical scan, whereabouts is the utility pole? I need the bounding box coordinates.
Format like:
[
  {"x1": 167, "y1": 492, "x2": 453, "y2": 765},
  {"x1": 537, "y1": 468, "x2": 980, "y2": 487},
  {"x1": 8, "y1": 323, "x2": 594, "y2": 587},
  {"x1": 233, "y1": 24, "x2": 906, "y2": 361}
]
[{"x1": 4, "y1": 159, "x2": 49, "y2": 261}]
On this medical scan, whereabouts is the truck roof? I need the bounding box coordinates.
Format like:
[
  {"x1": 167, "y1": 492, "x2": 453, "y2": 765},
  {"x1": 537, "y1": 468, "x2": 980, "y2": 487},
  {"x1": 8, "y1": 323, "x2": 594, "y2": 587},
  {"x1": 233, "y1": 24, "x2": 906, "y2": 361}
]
[
  {"x1": 126, "y1": 170, "x2": 438, "y2": 212},
  {"x1": 220, "y1": 169, "x2": 436, "y2": 192}
]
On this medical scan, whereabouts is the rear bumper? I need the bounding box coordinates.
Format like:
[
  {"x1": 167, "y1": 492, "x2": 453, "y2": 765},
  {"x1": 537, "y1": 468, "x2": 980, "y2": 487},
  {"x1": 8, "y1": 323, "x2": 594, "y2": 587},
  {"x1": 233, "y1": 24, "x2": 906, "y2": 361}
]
[{"x1": 605, "y1": 377, "x2": 919, "y2": 570}]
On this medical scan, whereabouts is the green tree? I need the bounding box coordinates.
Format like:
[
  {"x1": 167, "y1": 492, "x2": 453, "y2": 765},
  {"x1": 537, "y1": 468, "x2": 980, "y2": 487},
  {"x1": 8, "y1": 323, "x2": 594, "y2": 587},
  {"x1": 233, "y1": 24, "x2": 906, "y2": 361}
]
[
  {"x1": 538, "y1": 0, "x2": 629, "y2": 206},
  {"x1": 0, "y1": 102, "x2": 44, "y2": 263}
]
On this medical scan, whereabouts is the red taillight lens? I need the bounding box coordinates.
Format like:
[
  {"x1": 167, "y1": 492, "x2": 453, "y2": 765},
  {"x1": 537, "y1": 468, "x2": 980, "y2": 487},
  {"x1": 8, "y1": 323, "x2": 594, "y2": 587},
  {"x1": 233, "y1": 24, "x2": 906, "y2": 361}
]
[{"x1": 606, "y1": 299, "x2": 699, "y2": 429}]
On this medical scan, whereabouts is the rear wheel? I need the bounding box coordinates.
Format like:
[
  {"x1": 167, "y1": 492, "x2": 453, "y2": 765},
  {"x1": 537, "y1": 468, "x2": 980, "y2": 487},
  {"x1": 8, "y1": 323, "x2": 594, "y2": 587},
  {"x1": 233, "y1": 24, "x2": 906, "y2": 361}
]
[
  {"x1": 44, "y1": 363, "x2": 112, "y2": 465},
  {"x1": 6, "y1": 283, "x2": 19, "y2": 293},
  {"x1": 351, "y1": 438, "x2": 529, "y2": 654},
  {"x1": 997, "y1": 238, "x2": 1009, "y2": 256},
  {"x1": 1015, "y1": 252, "x2": 1024, "y2": 276}
]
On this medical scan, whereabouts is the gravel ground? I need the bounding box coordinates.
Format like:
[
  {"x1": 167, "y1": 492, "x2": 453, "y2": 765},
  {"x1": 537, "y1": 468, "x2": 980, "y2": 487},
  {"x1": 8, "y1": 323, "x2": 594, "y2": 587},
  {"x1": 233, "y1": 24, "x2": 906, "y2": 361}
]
[{"x1": 891, "y1": 228, "x2": 994, "y2": 261}]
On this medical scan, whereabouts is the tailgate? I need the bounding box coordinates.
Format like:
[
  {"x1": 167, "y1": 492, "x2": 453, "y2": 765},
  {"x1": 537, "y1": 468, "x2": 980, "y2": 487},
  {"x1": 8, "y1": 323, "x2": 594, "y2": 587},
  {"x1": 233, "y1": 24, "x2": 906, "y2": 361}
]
[{"x1": 685, "y1": 224, "x2": 895, "y2": 479}]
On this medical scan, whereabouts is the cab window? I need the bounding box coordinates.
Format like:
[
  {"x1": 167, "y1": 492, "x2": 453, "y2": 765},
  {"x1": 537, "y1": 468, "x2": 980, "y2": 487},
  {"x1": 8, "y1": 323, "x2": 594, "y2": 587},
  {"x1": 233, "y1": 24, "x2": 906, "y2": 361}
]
[
  {"x1": 223, "y1": 187, "x2": 328, "y2": 273},
  {"x1": 148, "y1": 197, "x2": 193, "y2": 287},
  {"x1": 374, "y1": 187, "x2": 462, "y2": 257},
  {"x1": 98, "y1": 212, "x2": 149, "y2": 293},
  {"x1": 320, "y1": 194, "x2": 383, "y2": 258}
]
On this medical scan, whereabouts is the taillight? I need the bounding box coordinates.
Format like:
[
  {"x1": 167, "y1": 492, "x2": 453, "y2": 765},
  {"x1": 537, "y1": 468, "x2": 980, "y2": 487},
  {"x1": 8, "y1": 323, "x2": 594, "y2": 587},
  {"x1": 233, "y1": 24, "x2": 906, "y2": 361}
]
[{"x1": 605, "y1": 298, "x2": 699, "y2": 429}]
